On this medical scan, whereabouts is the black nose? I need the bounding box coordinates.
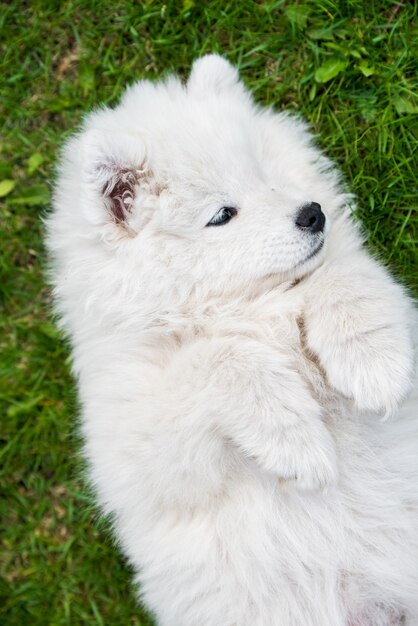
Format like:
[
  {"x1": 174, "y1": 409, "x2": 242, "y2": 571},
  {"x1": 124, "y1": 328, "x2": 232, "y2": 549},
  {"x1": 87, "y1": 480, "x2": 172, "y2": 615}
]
[{"x1": 295, "y1": 202, "x2": 325, "y2": 234}]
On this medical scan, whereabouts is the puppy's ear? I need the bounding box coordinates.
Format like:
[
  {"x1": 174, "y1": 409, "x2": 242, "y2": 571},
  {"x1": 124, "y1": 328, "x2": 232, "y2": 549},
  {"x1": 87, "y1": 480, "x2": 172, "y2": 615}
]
[
  {"x1": 81, "y1": 130, "x2": 149, "y2": 227},
  {"x1": 188, "y1": 54, "x2": 244, "y2": 97}
]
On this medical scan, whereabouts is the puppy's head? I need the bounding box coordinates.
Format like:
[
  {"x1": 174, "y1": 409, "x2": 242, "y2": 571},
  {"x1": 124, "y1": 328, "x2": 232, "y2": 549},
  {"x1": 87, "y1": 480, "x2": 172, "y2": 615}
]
[{"x1": 65, "y1": 55, "x2": 342, "y2": 301}]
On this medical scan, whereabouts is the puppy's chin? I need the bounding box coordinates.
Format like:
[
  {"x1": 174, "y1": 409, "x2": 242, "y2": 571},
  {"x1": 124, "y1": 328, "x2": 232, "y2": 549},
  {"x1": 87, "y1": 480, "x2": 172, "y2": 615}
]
[{"x1": 289, "y1": 241, "x2": 326, "y2": 280}]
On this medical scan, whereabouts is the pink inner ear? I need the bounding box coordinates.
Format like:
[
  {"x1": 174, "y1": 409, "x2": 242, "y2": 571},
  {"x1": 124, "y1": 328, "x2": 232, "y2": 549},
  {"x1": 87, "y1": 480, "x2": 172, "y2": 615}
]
[{"x1": 102, "y1": 168, "x2": 138, "y2": 223}]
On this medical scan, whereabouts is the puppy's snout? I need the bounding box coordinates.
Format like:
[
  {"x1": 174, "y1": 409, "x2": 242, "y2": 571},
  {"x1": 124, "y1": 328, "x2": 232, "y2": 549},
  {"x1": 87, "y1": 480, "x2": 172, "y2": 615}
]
[{"x1": 295, "y1": 202, "x2": 325, "y2": 234}]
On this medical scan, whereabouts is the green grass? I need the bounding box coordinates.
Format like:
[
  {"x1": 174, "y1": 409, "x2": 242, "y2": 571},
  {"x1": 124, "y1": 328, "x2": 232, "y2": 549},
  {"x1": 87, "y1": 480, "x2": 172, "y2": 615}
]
[{"x1": 1, "y1": 1, "x2": 417, "y2": 624}]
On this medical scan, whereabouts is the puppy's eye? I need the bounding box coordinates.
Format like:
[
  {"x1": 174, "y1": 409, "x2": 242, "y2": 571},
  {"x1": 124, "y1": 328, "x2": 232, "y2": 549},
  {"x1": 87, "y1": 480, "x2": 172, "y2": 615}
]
[{"x1": 206, "y1": 206, "x2": 237, "y2": 227}]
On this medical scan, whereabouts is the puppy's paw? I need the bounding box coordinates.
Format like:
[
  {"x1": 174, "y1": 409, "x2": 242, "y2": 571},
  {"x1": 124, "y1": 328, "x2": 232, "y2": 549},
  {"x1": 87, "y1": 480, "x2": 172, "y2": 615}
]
[
  {"x1": 245, "y1": 401, "x2": 339, "y2": 491},
  {"x1": 302, "y1": 254, "x2": 416, "y2": 417},
  {"x1": 251, "y1": 373, "x2": 339, "y2": 490},
  {"x1": 316, "y1": 325, "x2": 414, "y2": 416},
  {"x1": 274, "y1": 422, "x2": 339, "y2": 491}
]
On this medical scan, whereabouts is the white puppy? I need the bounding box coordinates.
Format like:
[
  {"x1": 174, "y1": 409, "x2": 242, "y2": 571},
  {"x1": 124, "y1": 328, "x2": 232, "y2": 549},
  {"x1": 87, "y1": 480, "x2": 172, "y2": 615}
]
[{"x1": 46, "y1": 55, "x2": 418, "y2": 625}]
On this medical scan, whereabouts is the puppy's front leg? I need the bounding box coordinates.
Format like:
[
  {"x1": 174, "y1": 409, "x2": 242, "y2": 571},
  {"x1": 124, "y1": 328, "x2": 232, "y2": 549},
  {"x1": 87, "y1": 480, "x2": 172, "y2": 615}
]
[
  {"x1": 168, "y1": 337, "x2": 338, "y2": 490},
  {"x1": 303, "y1": 249, "x2": 415, "y2": 416}
]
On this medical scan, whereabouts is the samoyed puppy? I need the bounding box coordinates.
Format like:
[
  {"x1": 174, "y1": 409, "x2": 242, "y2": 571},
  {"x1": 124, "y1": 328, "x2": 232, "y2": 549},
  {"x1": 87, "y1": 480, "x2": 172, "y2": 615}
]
[{"x1": 46, "y1": 55, "x2": 418, "y2": 625}]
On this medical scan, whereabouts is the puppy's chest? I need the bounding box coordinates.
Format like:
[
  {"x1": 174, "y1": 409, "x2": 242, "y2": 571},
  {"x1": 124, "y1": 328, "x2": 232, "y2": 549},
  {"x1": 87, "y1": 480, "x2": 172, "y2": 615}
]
[
  {"x1": 234, "y1": 311, "x2": 340, "y2": 414},
  {"x1": 268, "y1": 316, "x2": 329, "y2": 395},
  {"x1": 205, "y1": 307, "x2": 322, "y2": 381},
  {"x1": 175, "y1": 299, "x2": 340, "y2": 411}
]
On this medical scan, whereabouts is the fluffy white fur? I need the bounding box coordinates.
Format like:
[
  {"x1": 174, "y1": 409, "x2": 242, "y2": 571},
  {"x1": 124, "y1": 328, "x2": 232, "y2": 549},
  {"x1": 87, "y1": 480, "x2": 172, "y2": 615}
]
[{"x1": 46, "y1": 55, "x2": 418, "y2": 625}]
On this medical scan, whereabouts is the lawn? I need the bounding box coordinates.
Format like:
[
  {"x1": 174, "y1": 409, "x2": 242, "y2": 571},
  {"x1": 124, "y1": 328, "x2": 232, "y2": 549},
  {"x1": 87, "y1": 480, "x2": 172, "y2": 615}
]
[{"x1": 0, "y1": 1, "x2": 417, "y2": 624}]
